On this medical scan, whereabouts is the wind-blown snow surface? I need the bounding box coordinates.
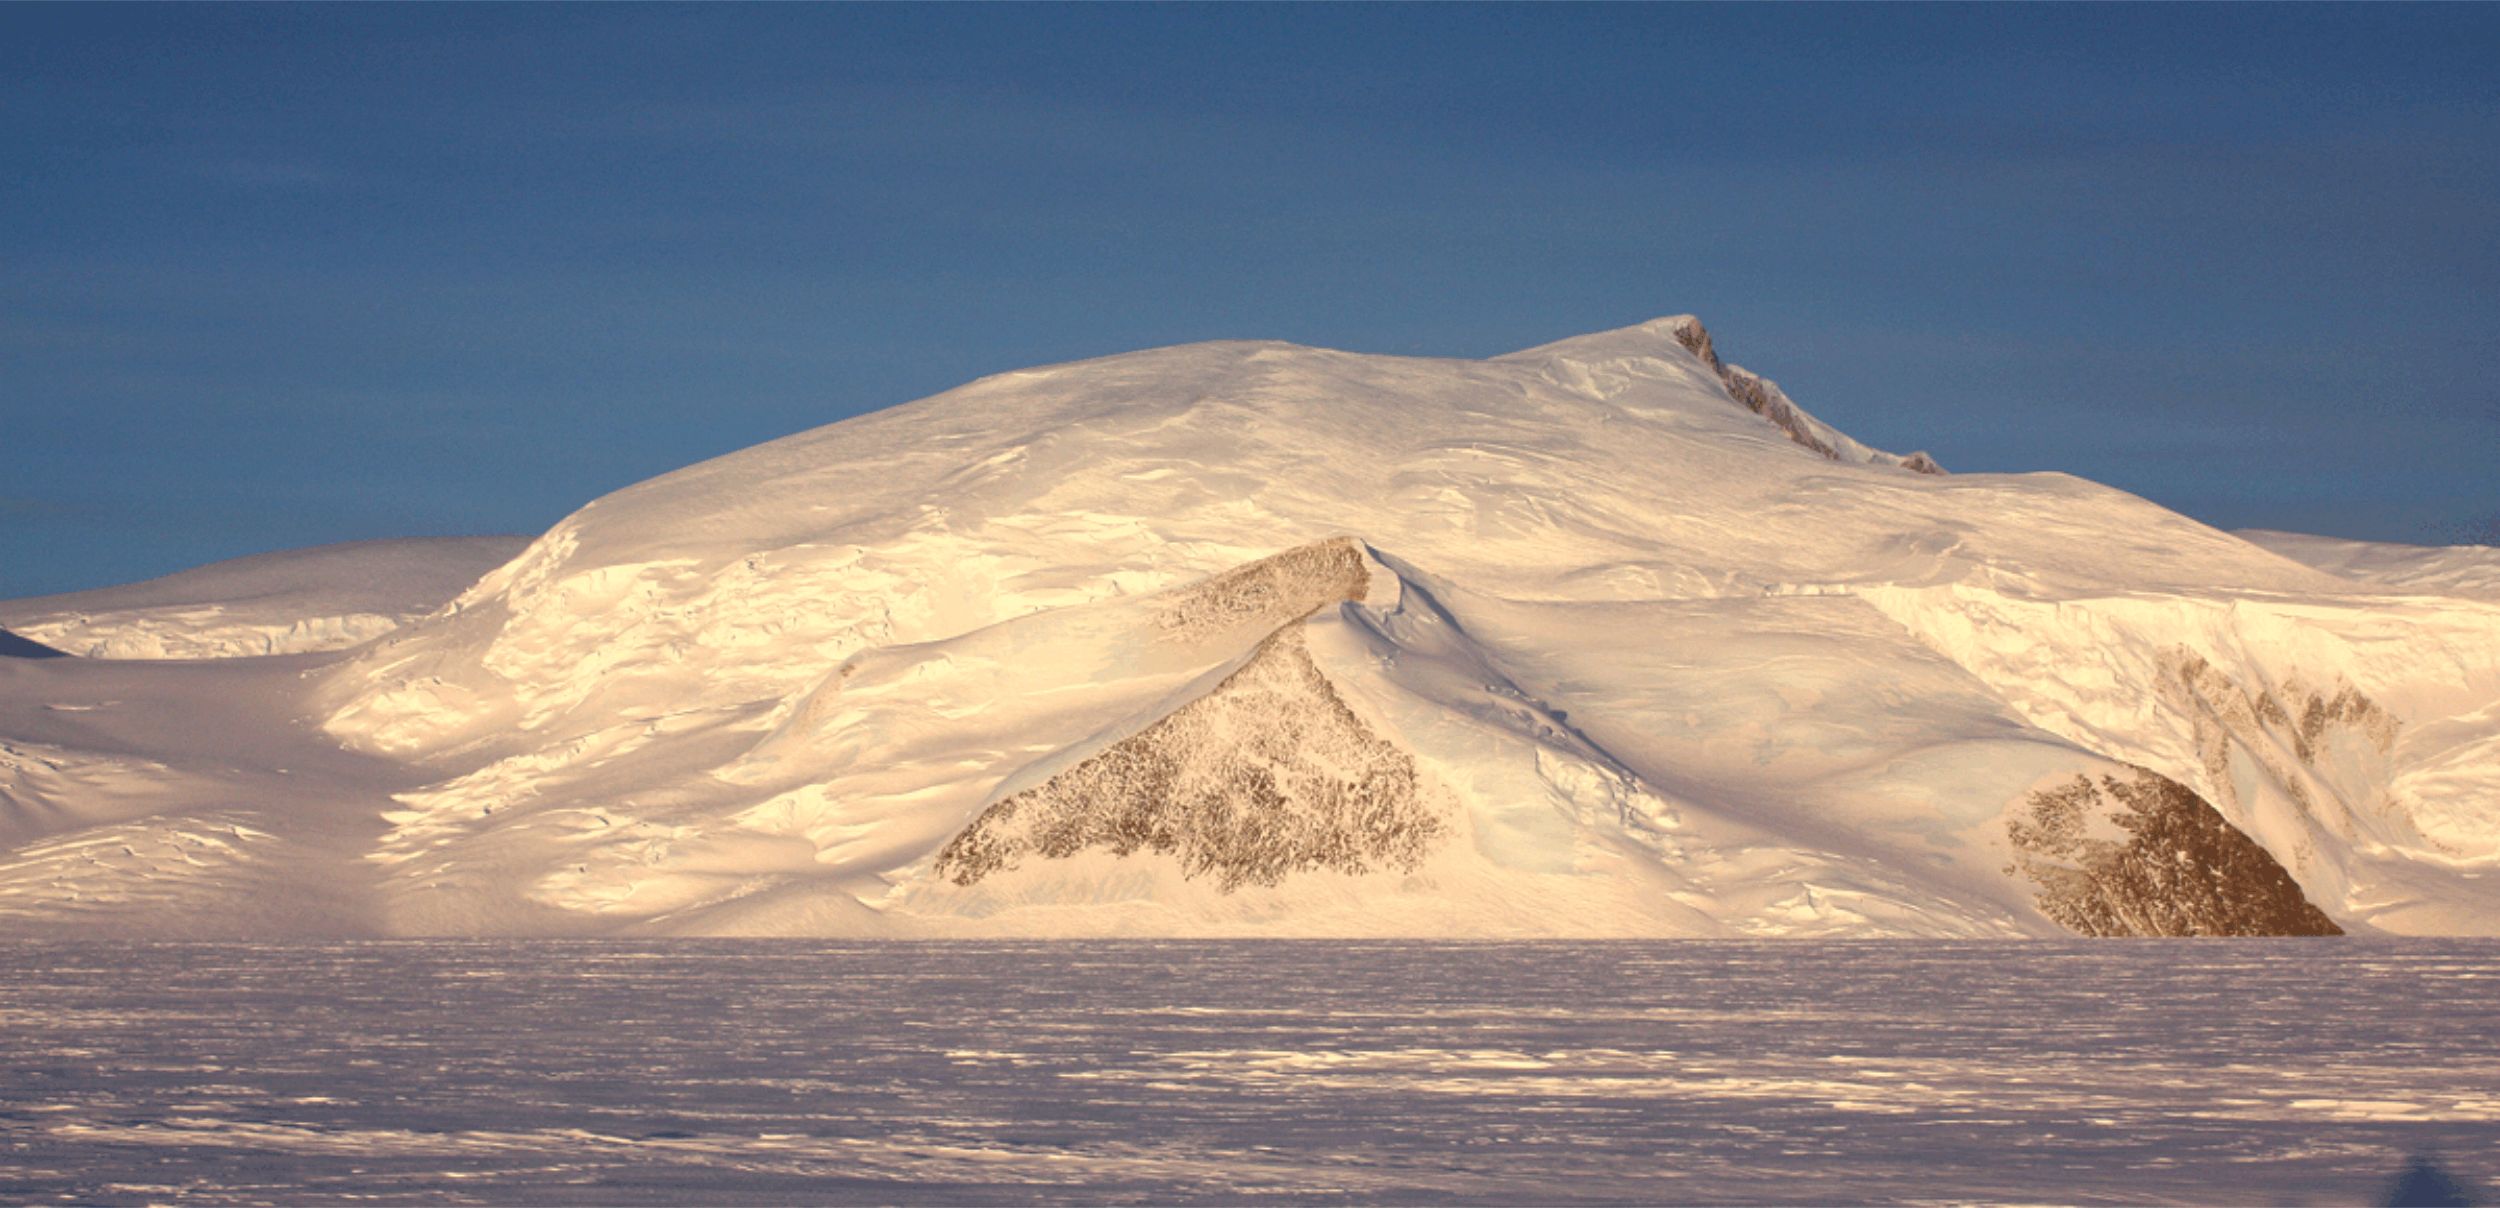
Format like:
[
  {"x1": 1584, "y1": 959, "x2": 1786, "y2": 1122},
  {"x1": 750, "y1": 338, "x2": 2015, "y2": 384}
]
[
  {"x1": 0, "y1": 536, "x2": 530, "y2": 659},
  {"x1": 2, "y1": 317, "x2": 2495, "y2": 937},
  {"x1": 2237, "y1": 529, "x2": 2500, "y2": 602},
  {"x1": 8, "y1": 940, "x2": 2495, "y2": 1207}
]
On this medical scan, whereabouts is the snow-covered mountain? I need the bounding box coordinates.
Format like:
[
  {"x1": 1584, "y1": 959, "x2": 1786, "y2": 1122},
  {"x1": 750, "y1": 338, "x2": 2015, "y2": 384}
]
[
  {"x1": 3, "y1": 317, "x2": 2493, "y2": 937},
  {"x1": 2236, "y1": 529, "x2": 2500, "y2": 601},
  {"x1": 0, "y1": 536, "x2": 530, "y2": 659}
]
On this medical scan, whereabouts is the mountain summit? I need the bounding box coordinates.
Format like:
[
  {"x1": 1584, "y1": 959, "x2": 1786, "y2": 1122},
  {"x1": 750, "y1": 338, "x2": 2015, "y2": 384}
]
[{"x1": 4, "y1": 318, "x2": 2493, "y2": 936}]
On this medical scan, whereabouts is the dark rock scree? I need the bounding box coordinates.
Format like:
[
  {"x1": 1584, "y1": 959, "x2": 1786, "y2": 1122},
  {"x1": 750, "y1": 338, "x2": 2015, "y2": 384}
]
[
  {"x1": 2007, "y1": 767, "x2": 2343, "y2": 936},
  {"x1": 935, "y1": 622, "x2": 1445, "y2": 893},
  {"x1": 1153, "y1": 537, "x2": 1370, "y2": 642}
]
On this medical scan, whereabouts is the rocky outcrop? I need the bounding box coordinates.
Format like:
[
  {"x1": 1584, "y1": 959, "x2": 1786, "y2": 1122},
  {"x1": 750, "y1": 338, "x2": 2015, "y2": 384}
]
[
  {"x1": 934, "y1": 622, "x2": 1445, "y2": 892},
  {"x1": 1671, "y1": 318, "x2": 1946, "y2": 475},
  {"x1": 2005, "y1": 767, "x2": 2343, "y2": 936},
  {"x1": 1719, "y1": 363, "x2": 1843, "y2": 461},
  {"x1": 2151, "y1": 648, "x2": 2416, "y2": 880},
  {"x1": 1154, "y1": 537, "x2": 1371, "y2": 641}
]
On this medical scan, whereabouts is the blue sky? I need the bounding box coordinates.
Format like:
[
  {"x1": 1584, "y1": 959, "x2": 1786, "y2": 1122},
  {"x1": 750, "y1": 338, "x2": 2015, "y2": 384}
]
[{"x1": 5, "y1": 4, "x2": 2495, "y2": 597}]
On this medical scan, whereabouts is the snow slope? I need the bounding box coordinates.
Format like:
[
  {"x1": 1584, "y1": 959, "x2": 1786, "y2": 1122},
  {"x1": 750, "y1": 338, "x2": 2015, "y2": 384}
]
[
  {"x1": 0, "y1": 535, "x2": 531, "y2": 659},
  {"x1": 2237, "y1": 529, "x2": 2500, "y2": 601},
  {"x1": 1, "y1": 317, "x2": 2492, "y2": 937}
]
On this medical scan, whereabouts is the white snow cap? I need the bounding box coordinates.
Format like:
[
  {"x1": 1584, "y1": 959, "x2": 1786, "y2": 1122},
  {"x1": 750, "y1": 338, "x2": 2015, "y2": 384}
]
[{"x1": 3, "y1": 316, "x2": 2493, "y2": 938}]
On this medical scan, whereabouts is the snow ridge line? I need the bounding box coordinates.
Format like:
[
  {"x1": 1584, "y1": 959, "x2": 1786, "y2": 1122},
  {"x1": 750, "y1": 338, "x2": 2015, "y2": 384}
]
[{"x1": 1670, "y1": 318, "x2": 1946, "y2": 475}]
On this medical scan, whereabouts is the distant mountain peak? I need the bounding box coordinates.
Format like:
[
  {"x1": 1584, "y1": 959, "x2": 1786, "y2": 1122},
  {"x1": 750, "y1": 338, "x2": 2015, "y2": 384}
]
[
  {"x1": 1491, "y1": 316, "x2": 1943, "y2": 474},
  {"x1": 1663, "y1": 316, "x2": 1946, "y2": 475}
]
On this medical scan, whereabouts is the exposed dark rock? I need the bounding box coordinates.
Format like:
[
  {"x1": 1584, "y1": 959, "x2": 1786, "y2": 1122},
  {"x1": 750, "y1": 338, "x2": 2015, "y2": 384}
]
[
  {"x1": 1670, "y1": 317, "x2": 1946, "y2": 475},
  {"x1": 1670, "y1": 316, "x2": 1725, "y2": 374},
  {"x1": 2164, "y1": 651, "x2": 2396, "y2": 776},
  {"x1": 935, "y1": 622, "x2": 1445, "y2": 892},
  {"x1": 2156, "y1": 649, "x2": 2401, "y2": 854},
  {"x1": 1154, "y1": 536, "x2": 1370, "y2": 641},
  {"x1": 1722, "y1": 364, "x2": 1844, "y2": 461},
  {"x1": 2006, "y1": 766, "x2": 2343, "y2": 936},
  {"x1": 2297, "y1": 684, "x2": 2394, "y2": 766}
]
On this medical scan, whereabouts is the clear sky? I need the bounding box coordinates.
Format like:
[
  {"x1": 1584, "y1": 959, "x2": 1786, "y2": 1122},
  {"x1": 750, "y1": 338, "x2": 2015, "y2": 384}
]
[{"x1": 5, "y1": 3, "x2": 2495, "y2": 598}]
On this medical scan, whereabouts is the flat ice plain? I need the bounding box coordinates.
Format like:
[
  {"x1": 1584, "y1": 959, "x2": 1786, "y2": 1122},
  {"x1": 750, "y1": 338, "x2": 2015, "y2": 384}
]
[{"x1": 5, "y1": 940, "x2": 2494, "y2": 1206}]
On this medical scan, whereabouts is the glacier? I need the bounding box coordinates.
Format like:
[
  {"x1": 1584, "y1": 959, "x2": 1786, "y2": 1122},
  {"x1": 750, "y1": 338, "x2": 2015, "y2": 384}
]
[{"x1": 2, "y1": 316, "x2": 2494, "y2": 938}]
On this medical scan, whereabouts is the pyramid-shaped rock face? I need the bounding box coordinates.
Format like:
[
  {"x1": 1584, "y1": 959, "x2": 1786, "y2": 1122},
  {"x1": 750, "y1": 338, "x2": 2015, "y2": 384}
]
[
  {"x1": 928, "y1": 538, "x2": 1447, "y2": 893},
  {"x1": 936, "y1": 620, "x2": 1442, "y2": 894},
  {"x1": 4, "y1": 317, "x2": 2494, "y2": 938}
]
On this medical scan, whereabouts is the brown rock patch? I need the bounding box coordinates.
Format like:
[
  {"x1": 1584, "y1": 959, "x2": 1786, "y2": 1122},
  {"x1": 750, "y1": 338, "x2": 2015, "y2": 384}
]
[
  {"x1": 2007, "y1": 767, "x2": 2343, "y2": 936},
  {"x1": 935, "y1": 622, "x2": 1443, "y2": 893}
]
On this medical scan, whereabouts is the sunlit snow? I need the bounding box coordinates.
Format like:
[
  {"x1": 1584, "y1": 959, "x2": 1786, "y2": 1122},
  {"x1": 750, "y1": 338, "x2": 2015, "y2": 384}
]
[{"x1": 2, "y1": 317, "x2": 2494, "y2": 939}]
